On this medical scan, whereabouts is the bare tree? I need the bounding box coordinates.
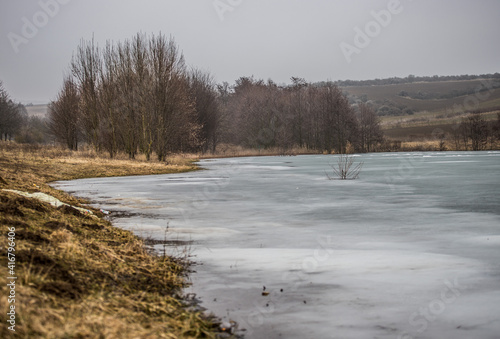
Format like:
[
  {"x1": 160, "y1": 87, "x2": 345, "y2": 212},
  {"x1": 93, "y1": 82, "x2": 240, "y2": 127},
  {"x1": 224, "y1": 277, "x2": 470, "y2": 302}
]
[
  {"x1": 48, "y1": 76, "x2": 81, "y2": 150},
  {"x1": 131, "y1": 33, "x2": 154, "y2": 160},
  {"x1": 71, "y1": 37, "x2": 101, "y2": 150},
  {"x1": 99, "y1": 42, "x2": 120, "y2": 157},
  {"x1": 303, "y1": 84, "x2": 323, "y2": 150},
  {"x1": 189, "y1": 69, "x2": 220, "y2": 153},
  {"x1": 318, "y1": 83, "x2": 358, "y2": 154},
  {"x1": 289, "y1": 77, "x2": 307, "y2": 148},
  {"x1": 215, "y1": 81, "x2": 233, "y2": 150},
  {"x1": 492, "y1": 113, "x2": 500, "y2": 142},
  {"x1": 451, "y1": 122, "x2": 462, "y2": 150},
  {"x1": 149, "y1": 34, "x2": 199, "y2": 160},
  {"x1": 460, "y1": 114, "x2": 488, "y2": 151},
  {"x1": 357, "y1": 103, "x2": 383, "y2": 152}
]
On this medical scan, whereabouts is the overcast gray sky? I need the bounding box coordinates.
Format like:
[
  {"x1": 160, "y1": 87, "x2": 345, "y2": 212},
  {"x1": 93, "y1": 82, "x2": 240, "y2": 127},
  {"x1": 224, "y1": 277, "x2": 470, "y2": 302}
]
[{"x1": 1, "y1": 0, "x2": 499, "y2": 103}]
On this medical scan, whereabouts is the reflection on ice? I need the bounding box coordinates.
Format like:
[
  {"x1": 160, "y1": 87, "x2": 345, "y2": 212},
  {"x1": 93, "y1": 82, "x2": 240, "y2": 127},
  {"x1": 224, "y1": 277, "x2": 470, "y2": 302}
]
[{"x1": 52, "y1": 152, "x2": 500, "y2": 339}]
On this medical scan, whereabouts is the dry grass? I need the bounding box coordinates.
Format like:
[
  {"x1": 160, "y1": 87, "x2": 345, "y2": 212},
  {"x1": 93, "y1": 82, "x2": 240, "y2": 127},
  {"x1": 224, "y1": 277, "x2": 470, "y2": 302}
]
[
  {"x1": 399, "y1": 140, "x2": 443, "y2": 151},
  {"x1": 0, "y1": 142, "x2": 220, "y2": 339},
  {"x1": 393, "y1": 139, "x2": 500, "y2": 152},
  {"x1": 0, "y1": 143, "x2": 197, "y2": 205},
  {"x1": 195, "y1": 144, "x2": 317, "y2": 159}
]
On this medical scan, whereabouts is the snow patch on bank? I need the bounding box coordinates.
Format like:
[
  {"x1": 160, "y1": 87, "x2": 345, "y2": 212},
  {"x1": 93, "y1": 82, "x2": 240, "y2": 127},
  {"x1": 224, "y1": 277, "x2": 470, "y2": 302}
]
[{"x1": 2, "y1": 189, "x2": 95, "y2": 216}]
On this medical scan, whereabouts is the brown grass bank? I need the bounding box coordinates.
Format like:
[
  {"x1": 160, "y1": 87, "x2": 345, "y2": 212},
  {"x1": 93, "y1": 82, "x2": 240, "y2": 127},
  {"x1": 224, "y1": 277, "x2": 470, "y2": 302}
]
[
  {"x1": 0, "y1": 142, "x2": 221, "y2": 338},
  {"x1": 194, "y1": 144, "x2": 318, "y2": 159}
]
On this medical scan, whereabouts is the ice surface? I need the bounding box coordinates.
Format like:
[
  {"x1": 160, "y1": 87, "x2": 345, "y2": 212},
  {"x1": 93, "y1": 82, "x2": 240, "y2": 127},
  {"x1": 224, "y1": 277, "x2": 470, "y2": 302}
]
[{"x1": 52, "y1": 152, "x2": 500, "y2": 339}]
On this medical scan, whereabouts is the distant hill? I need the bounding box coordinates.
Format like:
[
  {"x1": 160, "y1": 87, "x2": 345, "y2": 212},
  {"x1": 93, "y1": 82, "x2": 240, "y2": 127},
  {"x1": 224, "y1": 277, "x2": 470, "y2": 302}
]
[
  {"x1": 335, "y1": 73, "x2": 500, "y2": 87},
  {"x1": 341, "y1": 79, "x2": 500, "y2": 114},
  {"x1": 25, "y1": 104, "x2": 48, "y2": 118},
  {"x1": 339, "y1": 77, "x2": 500, "y2": 141}
]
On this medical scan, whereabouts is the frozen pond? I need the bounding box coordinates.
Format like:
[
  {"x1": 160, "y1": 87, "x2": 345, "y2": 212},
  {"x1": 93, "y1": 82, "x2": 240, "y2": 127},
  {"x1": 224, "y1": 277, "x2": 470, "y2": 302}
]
[{"x1": 52, "y1": 152, "x2": 500, "y2": 339}]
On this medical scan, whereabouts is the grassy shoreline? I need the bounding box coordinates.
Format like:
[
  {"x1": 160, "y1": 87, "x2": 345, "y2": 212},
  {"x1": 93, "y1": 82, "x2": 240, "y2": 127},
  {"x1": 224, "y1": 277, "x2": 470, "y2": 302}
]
[{"x1": 0, "y1": 143, "x2": 221, "y2": 338}]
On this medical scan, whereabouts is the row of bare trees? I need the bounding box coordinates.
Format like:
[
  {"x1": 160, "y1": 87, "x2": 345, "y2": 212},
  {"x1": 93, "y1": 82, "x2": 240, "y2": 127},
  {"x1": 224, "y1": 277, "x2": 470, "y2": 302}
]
[
  {"x1": 49, "y1": 34, "x2": 219, "y2": 159},
  {"x1": 0, "y1": 82, "x2": 49, "y2": 144},
  {"x1": 49, "y1": 34, "x2": 384, "y2": 157},
  {"x1": 219, "y1": 77, "x2": 383, "y2": 154}
]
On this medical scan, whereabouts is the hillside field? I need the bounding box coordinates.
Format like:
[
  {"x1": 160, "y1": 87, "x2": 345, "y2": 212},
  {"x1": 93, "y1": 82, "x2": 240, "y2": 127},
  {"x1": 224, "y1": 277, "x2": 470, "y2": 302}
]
[{"x1": 342, "y1": 79, "x2": 500, "y2": 141}]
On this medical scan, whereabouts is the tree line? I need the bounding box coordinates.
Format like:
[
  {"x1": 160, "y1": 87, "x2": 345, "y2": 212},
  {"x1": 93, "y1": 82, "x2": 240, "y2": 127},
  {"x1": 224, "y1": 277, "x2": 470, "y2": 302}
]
[
  {"x1": 452, "y1": 113, "x2": 500, "y2": 151},
  {"x1": 47, "y1": 33, "x2": 383, "y2": 157},
  {"x1": 0, "y1": 82, "x2": 25, "y2": 141},
  {"x1": 398, "y1": 81, "x2": 500, "y2": 101},
  {"x1": 336, "y1": 73, "x2": 500, "y2": 87},
  {"x1": 219, "y1": 77, "x2": 383, "y2": 154}
]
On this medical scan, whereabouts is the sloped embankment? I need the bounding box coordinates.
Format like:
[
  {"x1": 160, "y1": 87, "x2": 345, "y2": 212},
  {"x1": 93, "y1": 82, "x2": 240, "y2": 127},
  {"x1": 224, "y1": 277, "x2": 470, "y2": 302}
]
[{"x1": 0, "y1": 145, "x2": 219, "y2": 338}]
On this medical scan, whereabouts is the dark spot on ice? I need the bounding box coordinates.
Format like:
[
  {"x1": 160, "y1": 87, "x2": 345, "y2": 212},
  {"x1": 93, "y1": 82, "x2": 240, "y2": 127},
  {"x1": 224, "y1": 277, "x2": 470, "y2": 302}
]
[
  {"x1": 108, "y1": 210, "x2": 166, "y2": 221},
  {"x1": 456, "y1": 324, "x2": 480, "y2": 330},
  {"x1": 109, "y1": 210, "x2": 143, "y2": 218},
  {"x1": 143, "y1": 238, "x2": 193, "y2": 246},
  {"x1": 375, "y1": 325, "x2": 397, "y2": 332}
]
